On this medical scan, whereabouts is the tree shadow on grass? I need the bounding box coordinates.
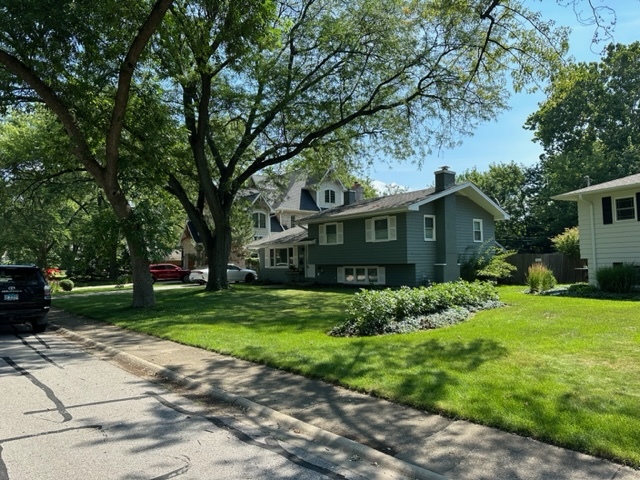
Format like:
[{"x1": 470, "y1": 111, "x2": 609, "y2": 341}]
[{"x1": 228, "y1": 337, "x2": 508, "y2": 452}]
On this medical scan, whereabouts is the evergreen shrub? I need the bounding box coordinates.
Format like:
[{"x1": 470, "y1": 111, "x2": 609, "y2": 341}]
[{"x1": 58, "y1": 279, "x2": 74, "y2": 291}]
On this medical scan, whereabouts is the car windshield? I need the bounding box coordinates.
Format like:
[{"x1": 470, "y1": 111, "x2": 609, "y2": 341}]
[{"x1": 0, "y1": 269, "x2": 41, "y2": 287}]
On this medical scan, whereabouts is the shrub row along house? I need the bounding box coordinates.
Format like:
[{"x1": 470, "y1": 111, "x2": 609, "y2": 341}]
[
  {"x1": 248, "y1": 167, "x2": 509, "y2": 287},
  {"x1": 553, "y1": 172, "x2": 640, "y2": 284}
]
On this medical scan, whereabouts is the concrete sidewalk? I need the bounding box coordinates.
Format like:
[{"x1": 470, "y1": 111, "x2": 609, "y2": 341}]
[{"x1": 49, "y1": 309, "x2": 639, "y2": 480}]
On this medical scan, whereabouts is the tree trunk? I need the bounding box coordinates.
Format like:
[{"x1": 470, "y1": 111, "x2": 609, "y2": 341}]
[
  {"x1": 106, "y1": 187, "x2": 155, "y2": 307},
  {"x1": 204, "y1": 215, "x2": 232, "y2": 291},
  {"x1": 128, "y1": 235, "x2": 155, "y2": 307}
]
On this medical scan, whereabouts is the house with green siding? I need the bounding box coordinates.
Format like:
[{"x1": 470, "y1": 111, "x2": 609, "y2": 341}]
[{"x1": 248, "y1": 167, "x2": 509, "y2": 286}]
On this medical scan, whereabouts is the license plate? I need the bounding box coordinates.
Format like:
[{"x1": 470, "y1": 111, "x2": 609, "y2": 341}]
[{"x1": 3, "y1": 293, "x2": 19, "y2": 301}]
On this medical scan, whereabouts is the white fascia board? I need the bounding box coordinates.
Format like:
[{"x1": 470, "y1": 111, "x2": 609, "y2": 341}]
[
  {"x1": 553, "y1": 175, "x2": 640, "y2": 201},
  {"x1": 247, "y1": 239, "x2": 316, "y2": 250},
  {"x1": 317, "y1": 169, "x2": 348, "y2": 191},
  {"x1": 250, "y1": 193, "x2": 276, "y2": 213},
  {"x1": 300, "y1": 207, "x2": 409, "y2": 225},
  {"x1": 553, "y1": 184, "x2": 640, "y2": 202},
  {"x1": 409, "y1": 183, "x2": 510, "y2": 221}
]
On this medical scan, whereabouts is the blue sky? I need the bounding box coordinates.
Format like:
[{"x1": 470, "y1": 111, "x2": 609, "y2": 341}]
[{"x1": 366, "y1": 1, "x2": 640, "y2": 192}]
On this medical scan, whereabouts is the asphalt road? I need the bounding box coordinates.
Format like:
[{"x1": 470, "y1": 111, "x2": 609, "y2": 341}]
[{"x1": 0, "y1": 324, "x2": 372, "y2": 480}]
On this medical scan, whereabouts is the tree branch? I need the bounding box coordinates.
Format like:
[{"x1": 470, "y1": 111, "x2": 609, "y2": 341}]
[{"x1": 106, "y1": 0, "x2": 174, "y2": 181}]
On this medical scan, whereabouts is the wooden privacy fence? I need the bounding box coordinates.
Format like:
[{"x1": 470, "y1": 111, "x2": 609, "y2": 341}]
[{"x1": 505, "y1": 253, "x2": 585, "y2": 285}]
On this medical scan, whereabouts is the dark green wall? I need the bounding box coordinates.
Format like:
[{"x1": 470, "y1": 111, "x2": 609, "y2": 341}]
[{"x1": 258, "y1": 192, "x2": 500, "y2": 286}]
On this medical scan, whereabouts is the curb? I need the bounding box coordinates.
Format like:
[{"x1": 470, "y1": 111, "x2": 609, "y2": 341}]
[{"x1": 52, "y1": 324, "x2": 448, "y2": 480}]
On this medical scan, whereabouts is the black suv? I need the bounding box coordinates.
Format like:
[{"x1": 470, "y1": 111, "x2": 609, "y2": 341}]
[{"x1": 0, "y1": 265, "x2": 51, "y2": 333}]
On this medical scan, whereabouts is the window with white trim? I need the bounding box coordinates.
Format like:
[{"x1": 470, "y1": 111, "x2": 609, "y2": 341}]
[
  {"x1": 324, "y1": 189, "x2": 336, "y2": 204},
  {"x1": 268, "y1": 247, "x2": 294, "y2": 267},
  {"x1": 424, "y1": 215, "x2": 436, "y2": 241},
  {"x1": 252, "y1": 212, "x2": 267, "y2": 229},
  {"x1": 473, "y1": 219, "x2": 483, "y2": 242},
  {"x1": 615, "y1": 197, "x2": 635, "y2": 221},
  {"x1": 365, "y1": 216, "x2": 396, "y2": 242},
  {"x1": 319, "y1": 222, "x2": 343, "y2": 245},
  {"x1": 337, "y1": 266, "x2": 385, "y2": 285}
]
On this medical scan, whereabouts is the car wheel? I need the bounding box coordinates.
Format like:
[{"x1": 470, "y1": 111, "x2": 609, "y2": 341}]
[
  {"x1": 151, "y1": 276, "x2": 156, "y2": 284},
  {"x1": 245, "y1": 273, "x2": 255, "y2": 283},
  {"x1": 198, "y1": 280, "x2": 206, "y2": 285},
  {"x1": 181, "y1": 275, "x2": 190, "y2": 283},
  {"x1": 32, "y1": 321, "x2": 47, "y2": 333}
]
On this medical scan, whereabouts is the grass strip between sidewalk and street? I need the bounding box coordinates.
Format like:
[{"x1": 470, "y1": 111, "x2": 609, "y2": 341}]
[{"x1": 53, "y1": 284, "x2": 640, "y2": 468}]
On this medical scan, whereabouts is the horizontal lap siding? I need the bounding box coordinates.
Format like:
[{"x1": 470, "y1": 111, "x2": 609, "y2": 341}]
[
  {"x1": 455, "y1": 196, "x2": 496, "y2": 258},
  {"x1": 407, "y1": 208, "x2": 438, "y2": 284},
  {"x1": 309, "y1": 214, "x2": 418, "y2": 286},
  {"x1": 308, "y1": 216, "x2": 408, "y2": 265},
  {"x1": 384, "y1": 265, "x2": 417, "y2": 286},
  {"x1": 260, "y1": 268, "x2": 293, "y2": 283},
  {"x1": 594, "y1": 221, "x2": 640, "y2": 267},
  {"x1": 585, "y1": 190, "x2": 640, "y2": 281},
  {"x1": 577, "y1": 200, "x2": 594, "y2": 281},
  {"x1": 313, "y1": 264, "x2": 416, "y2": 287},
  {"x1": 256, "y1": 249, "x2": 293, "y2": 283}
]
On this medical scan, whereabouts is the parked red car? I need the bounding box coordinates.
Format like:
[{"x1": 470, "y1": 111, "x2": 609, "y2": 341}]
[{"x1": 149, "y1": 264, "x2": 191, "y2": 283}]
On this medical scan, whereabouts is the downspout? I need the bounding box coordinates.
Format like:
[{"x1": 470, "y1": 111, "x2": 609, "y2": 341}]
[{"x1": 579, "y1": 194, "x2": 598, "y2": 283}]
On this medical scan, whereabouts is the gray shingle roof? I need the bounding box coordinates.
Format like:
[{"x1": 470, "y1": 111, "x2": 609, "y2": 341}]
[
  {"x1": 247, "y1": 226, "x2": 310, "y2": 249},
  {"x1": 300, "y1": 187, "x2": 437, "y2": 223},
  {"x1": 276, "y1": 177, "x2": 321, "y2": 211},
  {"x1": 298, "y1": 182, "x2": 509, "y2": 223},
  {"x1": 553, "y1": 173, "x2": 640, "y2": 201}
]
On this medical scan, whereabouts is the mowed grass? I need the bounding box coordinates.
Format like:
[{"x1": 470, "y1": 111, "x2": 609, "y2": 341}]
[{"x1": 53, "y1": 284, "x2": 640, "y2": 467}]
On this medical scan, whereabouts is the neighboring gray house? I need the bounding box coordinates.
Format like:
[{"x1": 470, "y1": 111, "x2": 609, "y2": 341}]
[
  {"x1": 180, "y1": 170, "x2": 348, "y2": 267},
  {"x1": 249, "y1": 167, "x2": 509, "y2": 286},
  {"x1": 552, "y1": 173, "x2": 640, "y2": 284}
]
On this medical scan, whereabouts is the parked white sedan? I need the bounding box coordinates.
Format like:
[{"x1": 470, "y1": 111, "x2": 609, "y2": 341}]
[{"x1": 189, "y1": 264, "x2": 258, "y2": 284}]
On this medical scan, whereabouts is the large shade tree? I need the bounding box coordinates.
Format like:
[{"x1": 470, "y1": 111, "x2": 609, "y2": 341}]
[
  {"x1": 0, "y1": 109, "x2": 84, "y2": 268},
  {"x1": 159, "y1": 0, "x2": 569, "y2": 290},
  {"x1": 525, "y1": 41, "x2": 640, "y2": 237},
  {"x1": 0, "y1": 108, "x2": 184, "y2": 276},
  {"x1": 0, "y1": 0, "x2": 174, "y2": 306}
]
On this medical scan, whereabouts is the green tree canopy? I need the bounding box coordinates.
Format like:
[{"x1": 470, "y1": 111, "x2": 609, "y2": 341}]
[
  {"x1": 160, "y1": 0, "x2": 569, "y2": 289},
  {"x1": 458, "y1": 162, "x2": 536, "y2": 250},
  {"x1": 525, "y1": 42, "x2": 640, "y2": 238},
  {"x1": 0, "y1": 108, "x2": 184, "y2": 276},
  {"x1": 0, "y1": 0, "x2": 174, "y2": 306}
]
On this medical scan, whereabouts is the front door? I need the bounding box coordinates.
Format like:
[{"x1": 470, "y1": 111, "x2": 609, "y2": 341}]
[{"x1": 298, "y1": 246, "x2": 315, "y2": 279}]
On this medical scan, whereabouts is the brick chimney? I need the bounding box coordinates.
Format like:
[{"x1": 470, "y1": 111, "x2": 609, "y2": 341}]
[
  {"x1": 352, "y1": 182, "x2": 364, "y2": 201},
  {"x1": 434, "y1": 166, "x2": 456, "y2": 192}
]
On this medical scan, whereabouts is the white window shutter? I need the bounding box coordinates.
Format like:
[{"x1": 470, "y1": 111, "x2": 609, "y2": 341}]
[
  {"x1": 337, "y1": 223, "x2": 344, "y2": 244},
  {"x1": 365, "y1": 219, "x2": 373, "y2": 242},
  {"x1": 319, "y1": 224, "x2": 327, "y2": 245},
  {"x1": 378, "y1": 267, "x2": 386, "y2": 285},
  {"x1": 388, "y1": 216, "x2": 397, "y2": 241},
  {"x1": 337, "y1": 267, "x2": 345, "y2": 283}
]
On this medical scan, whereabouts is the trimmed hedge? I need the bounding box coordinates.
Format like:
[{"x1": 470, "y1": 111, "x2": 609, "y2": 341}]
[
  {"x1": 330, "y1": 281, "x2": 502, "y2": 337},
  {"x1": 58, "y1": 279, "x2": 74, "y2": 291}
]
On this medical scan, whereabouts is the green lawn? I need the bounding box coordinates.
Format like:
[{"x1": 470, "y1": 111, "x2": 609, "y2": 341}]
[{"x1": 53, "y1": 284, "x2": 640, "y2": 467}]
